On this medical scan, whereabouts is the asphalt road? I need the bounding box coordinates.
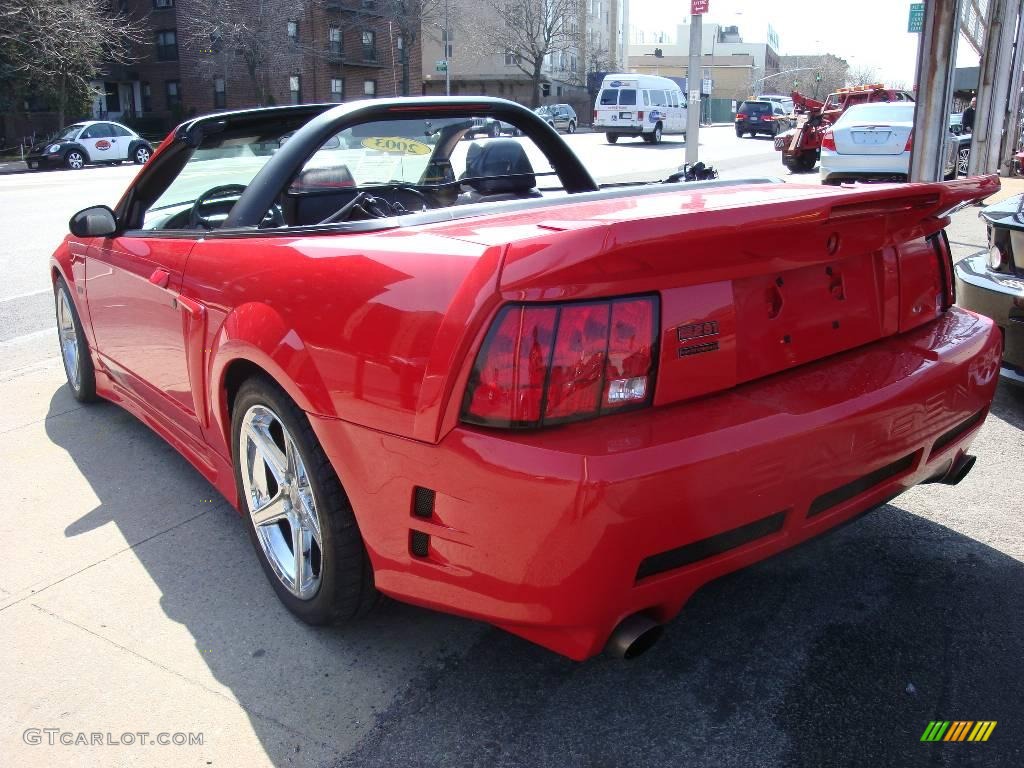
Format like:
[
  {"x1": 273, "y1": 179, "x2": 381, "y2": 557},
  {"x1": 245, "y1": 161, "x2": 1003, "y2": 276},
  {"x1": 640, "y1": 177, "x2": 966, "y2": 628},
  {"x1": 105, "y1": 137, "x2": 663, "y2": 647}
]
[{"x1": 1, "y1": 128, "x2": 1022, "y2": 768}]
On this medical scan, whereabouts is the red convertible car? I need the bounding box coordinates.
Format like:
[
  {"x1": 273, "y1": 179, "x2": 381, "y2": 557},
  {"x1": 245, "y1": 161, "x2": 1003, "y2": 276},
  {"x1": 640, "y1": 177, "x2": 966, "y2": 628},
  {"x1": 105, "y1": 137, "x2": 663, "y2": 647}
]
[{"x1": 52, "y1": 98, "x2": 1003, "y2": 660}]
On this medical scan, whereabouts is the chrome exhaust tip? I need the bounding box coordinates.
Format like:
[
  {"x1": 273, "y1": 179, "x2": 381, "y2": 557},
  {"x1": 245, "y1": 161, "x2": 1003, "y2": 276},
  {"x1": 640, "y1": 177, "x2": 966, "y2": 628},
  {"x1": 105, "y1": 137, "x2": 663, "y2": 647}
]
[
  {"x1": 943, "y1": 454, "x2": 977, "y2": 486},
  {"x1": 606, "y1": 613, "x2": 664, "y2": 659}
]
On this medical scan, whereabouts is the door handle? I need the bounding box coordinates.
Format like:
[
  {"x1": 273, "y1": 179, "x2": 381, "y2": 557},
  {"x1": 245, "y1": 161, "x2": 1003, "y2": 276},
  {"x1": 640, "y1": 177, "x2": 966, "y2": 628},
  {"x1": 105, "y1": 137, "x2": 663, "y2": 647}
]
[{"x1": 149, "y1": 268, "x2": 170, "y2": 288}]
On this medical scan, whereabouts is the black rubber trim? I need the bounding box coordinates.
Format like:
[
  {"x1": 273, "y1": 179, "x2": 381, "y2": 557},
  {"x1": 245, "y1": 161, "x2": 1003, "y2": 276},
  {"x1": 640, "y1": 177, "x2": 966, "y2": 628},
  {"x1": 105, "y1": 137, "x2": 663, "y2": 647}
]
[
  {"x1": 636, "y1": 511, "x2": 787, "y2": 582},
  {"x1": 932, "y1": 410, "x2": 985, "y2": 456},
  {"x1": 807, "y1": 453, "x2": 917, "y2": 517}
]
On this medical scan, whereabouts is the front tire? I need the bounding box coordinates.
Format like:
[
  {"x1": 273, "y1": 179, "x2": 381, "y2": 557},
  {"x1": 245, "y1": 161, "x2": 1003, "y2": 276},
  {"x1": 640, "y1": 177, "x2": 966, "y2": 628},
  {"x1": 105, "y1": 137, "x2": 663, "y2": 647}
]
[
  {"x1": 232, "y1": 376, "x2": 377, "y2": 625},
  {"x1": 651, "y1": 123, "x2": 663, "y2": 144},
  {"x1": 567, "y1": 120, "x2": 576, "y2": 134},
  {"x1": 65, "y1": 150, "x2": 85, "y2": 170},
  {"x1": 54, "y1": 277, "x2": 97, "y2": 402}
]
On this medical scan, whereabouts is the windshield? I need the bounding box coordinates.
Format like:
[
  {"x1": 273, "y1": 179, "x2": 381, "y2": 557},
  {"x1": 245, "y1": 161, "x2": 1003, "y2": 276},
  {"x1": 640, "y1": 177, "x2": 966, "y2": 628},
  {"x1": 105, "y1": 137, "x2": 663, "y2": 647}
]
[
  {"x1": 739, "y1": 102, "x2": 771, "y2": 114},
  {"x1": 54, "y1": 124, "x2": 86, "y2": 141},
  {"x1": 836, "y1": 103, "x2": 915, "y2": 125}
]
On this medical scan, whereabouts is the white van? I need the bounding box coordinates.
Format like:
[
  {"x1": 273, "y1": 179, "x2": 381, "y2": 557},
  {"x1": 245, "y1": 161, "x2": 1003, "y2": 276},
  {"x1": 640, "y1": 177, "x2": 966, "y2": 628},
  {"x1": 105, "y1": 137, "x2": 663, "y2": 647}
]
[
  {"x1": 760, "y1": 94, "x2": 795, "y2": 115},
  {"x1": 594, "y1": 74, "x2": 687, "y2": 144}
]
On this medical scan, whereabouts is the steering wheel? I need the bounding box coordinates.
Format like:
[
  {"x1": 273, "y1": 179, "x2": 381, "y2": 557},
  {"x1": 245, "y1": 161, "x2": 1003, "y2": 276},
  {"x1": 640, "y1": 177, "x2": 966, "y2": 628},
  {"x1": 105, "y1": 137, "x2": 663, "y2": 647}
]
[
  {"x1": 388, "y1": 183, "x2": 433, "y2": 211},
  {"x1": 188, "y1": 184, "x2": 248, "y2": 230}
]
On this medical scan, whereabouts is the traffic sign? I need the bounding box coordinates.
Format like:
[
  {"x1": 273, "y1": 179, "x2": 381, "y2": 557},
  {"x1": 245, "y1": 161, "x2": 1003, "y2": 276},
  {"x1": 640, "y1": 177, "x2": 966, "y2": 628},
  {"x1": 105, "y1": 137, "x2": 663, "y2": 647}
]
[
  {"x1": 436, "y1": 60, "x2": 447, "y2": 72},
  {"x1": 691, "y1": 0, "x2": 709, "y2": 14},
  {"x1": 908, "y1": 3, "x2": 924, "y2": 33}
]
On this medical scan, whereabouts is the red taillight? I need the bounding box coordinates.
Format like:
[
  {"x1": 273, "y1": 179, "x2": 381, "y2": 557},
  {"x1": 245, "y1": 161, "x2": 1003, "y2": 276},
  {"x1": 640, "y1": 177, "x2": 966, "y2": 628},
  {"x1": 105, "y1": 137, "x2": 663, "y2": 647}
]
[
  {"x1": 821, "y1": 129, "x2": 836, "y2": 151},
  {"x1": 593, "y1": 109, "x2": 597, "y2": 121},
  {"x1": 736, "y1": 113, "x2": 747, "y2": 120},
  {"x1": 637, "y1": 110, "x2": 644, "y2": 120},
  {"x1": 904, "y1": 131, "x2": 913, "y2": 151},
  {"x1": 762, "y1": 115, "x2": 774, "y2": 121},
  {"x1": 462, "y1": 297, "x2": 658, "y2": 428}
]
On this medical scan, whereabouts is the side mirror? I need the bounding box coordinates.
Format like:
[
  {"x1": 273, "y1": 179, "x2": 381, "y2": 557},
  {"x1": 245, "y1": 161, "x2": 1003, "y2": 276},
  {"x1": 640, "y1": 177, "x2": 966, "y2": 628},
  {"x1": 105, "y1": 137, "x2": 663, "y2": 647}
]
[{"x1": 69, "y1": 206, "x2": 118, "y2": 238}]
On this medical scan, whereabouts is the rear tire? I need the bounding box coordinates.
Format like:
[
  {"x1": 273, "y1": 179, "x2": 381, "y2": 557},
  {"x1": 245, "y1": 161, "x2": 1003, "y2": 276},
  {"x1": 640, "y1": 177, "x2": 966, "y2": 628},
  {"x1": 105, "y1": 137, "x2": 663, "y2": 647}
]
[
  {"x1": 232, "y1": 376, "x2": 378, "y2": 626},
  {"x1": 567, "y1": 120, "x2": 576, "y2": 134},
  {"x1": 606, "y1": 133, "x2": 618, "y2": 144},
  {"x1": 133, "y1": 145, "x2": 151, "y2": 164}
]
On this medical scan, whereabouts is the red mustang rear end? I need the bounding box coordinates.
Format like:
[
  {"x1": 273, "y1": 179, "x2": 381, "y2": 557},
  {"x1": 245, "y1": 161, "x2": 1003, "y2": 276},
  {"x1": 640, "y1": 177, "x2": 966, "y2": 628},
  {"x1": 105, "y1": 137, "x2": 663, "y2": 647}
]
[{"x1": 51, "y1": 99, "x2": 1002, "y2": 660}]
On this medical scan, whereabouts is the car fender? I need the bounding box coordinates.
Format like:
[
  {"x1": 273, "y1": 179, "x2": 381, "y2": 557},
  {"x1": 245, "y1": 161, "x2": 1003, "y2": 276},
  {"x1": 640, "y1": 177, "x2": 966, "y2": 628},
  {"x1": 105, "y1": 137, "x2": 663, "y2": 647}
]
[
  {"x1": 50, "y1": 236, "x2": 97, "y2": 347},
  {"x1": 65, "y1": 142, "x2": 90, "y2": 163},
  {"x1": 209, "y1": 301, "x2": 335, "y2": 449},
  {"x1": 127, "y1": 138, "x2": 151, "y2": 157}
]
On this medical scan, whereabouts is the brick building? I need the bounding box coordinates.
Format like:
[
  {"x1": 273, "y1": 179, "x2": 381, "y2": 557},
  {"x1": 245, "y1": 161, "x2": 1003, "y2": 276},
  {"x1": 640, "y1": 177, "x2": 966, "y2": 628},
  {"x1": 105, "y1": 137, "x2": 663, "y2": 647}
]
[{"x1": 92, "y1": 0, "x2": 422, "y2": 132}]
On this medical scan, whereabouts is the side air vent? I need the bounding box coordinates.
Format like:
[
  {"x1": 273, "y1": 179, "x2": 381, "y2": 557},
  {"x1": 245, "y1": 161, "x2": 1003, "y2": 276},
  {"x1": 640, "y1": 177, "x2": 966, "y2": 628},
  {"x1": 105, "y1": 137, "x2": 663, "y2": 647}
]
[
  {"x1": 412, "y1": 486, "x2": 435, "y2": 519},
  {"x1": 410, "y1": 530, "x2": 430, "y2": 558},
  {"x1": 931, "y1": 410, "x2": 985, "y2": 456}
]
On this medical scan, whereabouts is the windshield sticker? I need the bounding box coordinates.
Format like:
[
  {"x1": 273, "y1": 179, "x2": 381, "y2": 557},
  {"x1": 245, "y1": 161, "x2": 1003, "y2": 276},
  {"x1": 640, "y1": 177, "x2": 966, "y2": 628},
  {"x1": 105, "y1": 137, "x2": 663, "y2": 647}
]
[{"x1": 360, "y1": 136, "x2": 432, "y2": 155}]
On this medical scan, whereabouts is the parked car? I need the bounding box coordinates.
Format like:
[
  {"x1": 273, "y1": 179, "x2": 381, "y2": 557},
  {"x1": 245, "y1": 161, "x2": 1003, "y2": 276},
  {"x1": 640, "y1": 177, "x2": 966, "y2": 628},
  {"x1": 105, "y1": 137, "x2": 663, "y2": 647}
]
[
  {"x1": 51, "y1": 97, "x2": 1001, "y2": 661},
  {"x1": 535, "y1": 104, "x2": 578, "y2": 133},
  {"x1": 463, "y1": 117, "x2": 503, "y2": 139},
  {"x1": 946, "y1": 133, "x2": 972, "y2": 178},
  {"x1": 954, "y1": 193, "x2": 1024, "y2": 387},
  {"x1": 594, "y1": 73, "x2": 687, "y2": 144},
  {"x1": 735, "y1": 100, "x2": 793, "y2": 138},
  {"x1": 819, "y1": 102, "x2": 915, "y2": 184},
  {"x1": 760, "y1": 93, "x2": 795, "y2": 115},
  {"x1": 26, "y1": 120, "x2": 153, "y2": 170},
  {"x1": 949, "y1": 112, "x2": 964, "y2": 135}
]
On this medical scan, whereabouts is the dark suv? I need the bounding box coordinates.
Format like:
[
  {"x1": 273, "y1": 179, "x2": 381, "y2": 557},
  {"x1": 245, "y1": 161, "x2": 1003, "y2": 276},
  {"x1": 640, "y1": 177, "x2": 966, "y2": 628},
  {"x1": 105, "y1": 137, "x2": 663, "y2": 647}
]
[
  {"x1": 735, "y1": 100, "x2": 792, "y2": 138},
  {"x1": 535, "y1": 104, "x2": 578, "y2": 133}
]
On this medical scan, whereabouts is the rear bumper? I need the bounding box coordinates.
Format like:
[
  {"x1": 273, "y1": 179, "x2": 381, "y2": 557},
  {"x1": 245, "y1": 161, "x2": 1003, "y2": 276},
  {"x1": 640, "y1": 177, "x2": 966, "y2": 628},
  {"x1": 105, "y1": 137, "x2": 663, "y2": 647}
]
[
  {"x1": 955, "y1": 253, "x2": 1024, "y2": 384},
  {"x1": 310, "y1": 308, "x2": 1002, "y2": 659},
  {"x1": 820, "y1": 149, "x2": 909, "y2": 182}
]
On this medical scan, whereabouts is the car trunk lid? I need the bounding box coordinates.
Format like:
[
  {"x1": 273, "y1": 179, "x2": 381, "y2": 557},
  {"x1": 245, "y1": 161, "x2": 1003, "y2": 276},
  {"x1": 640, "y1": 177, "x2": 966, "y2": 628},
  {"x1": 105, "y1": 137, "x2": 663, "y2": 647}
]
[
  {"x1": 434, "y1": 177, "x2": 997, "y2": 410},
  {"x1": 834, "y1": 121, "x2": 913, "y2": 155}
]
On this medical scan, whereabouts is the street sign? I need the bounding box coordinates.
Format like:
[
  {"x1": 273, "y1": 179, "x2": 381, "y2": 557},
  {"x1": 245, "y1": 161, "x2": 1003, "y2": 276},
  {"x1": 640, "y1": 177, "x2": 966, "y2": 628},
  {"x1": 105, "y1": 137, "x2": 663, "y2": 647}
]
[
  {"x1": 702, "y1": 78, "x2": 713, "y2": 95},
  {"x1": 691, "y1": 0, "x2": 709, "y2": 14},
  {"x1": 689, "y1": 89, "x2": 701, "y2": 104},
  {"x1": 436, "y1": 60, "x2": 447, "y2": 72},
  {"x1": 908, "y1": 3, "x2": 924, "y2": 33}
]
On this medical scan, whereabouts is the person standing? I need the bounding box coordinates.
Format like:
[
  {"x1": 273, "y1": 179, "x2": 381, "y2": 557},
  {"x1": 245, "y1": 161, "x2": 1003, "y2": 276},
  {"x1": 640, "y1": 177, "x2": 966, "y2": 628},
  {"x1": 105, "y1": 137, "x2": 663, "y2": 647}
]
[{"x1": 962, "y1": 96, "x2": 976, "y2": 133}]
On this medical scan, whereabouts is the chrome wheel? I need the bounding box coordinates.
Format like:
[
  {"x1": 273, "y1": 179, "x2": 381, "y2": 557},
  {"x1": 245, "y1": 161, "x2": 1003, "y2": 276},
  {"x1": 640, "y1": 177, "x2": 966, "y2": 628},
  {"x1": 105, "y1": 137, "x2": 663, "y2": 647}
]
[
  {"x1": 57, "y1": 288, "x2": 80, "y2": 391},
  {"x1": 240, "y1": 405, "x2": 322, "y2": 599},
  {"x1": 66, "y1": 151, "x2": 84, "y2": 170},
  {"x1": 135, "y1": 147, "x2": 151, "y2": 164}
]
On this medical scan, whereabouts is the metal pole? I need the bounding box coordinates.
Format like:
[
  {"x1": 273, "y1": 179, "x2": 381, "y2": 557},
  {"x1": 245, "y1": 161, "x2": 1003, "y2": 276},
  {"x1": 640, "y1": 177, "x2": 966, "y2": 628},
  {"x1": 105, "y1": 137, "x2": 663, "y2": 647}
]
[
  {"x1": 971, "y1": 0, "x2": 1017, "y2": 175},
  {"x1": 908, "y1": 0, "x2": 963, "y2": 182},
  {"x1": 444, "y1": 0, "x2": 450, "y2": 96},
  {"x1": 621, "y1": 0, "x2": 630, "y2": 72},
  {"x1": 685, "y1": 13, "x2": 702, "y2": 164},
  {"x1": 1001, "y1": 7, "x2": 1024, "y2": 173}
]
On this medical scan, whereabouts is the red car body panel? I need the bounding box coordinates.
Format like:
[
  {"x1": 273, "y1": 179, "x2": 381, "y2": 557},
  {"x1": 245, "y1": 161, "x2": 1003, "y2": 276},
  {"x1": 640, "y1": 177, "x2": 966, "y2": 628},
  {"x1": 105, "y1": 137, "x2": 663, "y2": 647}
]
[{"x1": 50, "y1": 163, "x2": 1003, "y2": 659}]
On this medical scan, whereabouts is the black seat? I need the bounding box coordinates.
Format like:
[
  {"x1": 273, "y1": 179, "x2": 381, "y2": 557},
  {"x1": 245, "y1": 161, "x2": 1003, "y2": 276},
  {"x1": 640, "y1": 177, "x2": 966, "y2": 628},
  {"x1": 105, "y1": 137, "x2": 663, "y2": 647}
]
[{"x1": 458, "y1": 140, "x2": 540, "y2": 203}]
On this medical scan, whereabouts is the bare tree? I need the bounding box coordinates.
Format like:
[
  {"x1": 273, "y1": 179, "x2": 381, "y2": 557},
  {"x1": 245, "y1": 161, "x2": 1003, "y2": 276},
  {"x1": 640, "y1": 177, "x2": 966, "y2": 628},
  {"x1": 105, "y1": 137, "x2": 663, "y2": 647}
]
[
  {"x1": 780, "y1": 54, "x2": 849, "y2": 100},
  {"x1": 378, "y1": 0, "x2": 439, "y2": 96},
  {"x1": 846, "y1": 64, "x2": 880, "y2": 87},
  {"x1": 468, "y1": 0, "x2": 583, "y2": 107},
  {"x1": 185, "y1": 0, "x2": 305, "y2": 107},
  {"x1": 0, "y1": 0, "x2": 141, "y2": 125}
]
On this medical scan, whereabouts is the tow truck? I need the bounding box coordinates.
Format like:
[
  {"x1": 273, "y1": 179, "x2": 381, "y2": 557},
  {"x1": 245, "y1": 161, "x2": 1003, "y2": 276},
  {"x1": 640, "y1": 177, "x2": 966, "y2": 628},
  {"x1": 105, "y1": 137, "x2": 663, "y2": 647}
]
[{"x1": 774, "y1": 84, "x2": 915, "y2": 173}]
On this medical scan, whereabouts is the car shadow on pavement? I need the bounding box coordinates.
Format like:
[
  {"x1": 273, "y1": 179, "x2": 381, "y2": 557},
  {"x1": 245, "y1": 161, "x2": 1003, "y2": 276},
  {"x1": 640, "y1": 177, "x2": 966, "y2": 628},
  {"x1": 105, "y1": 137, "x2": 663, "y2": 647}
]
[{"x1": 47, "y1": 386, "x2": 1024, "y2": 768}]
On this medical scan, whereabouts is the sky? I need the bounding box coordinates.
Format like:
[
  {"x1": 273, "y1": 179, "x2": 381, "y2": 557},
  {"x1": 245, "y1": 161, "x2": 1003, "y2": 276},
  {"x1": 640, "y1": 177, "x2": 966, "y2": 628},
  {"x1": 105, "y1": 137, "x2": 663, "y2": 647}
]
[{"x1": 629, "y1": 0, "x2": 980, "y2": 87}]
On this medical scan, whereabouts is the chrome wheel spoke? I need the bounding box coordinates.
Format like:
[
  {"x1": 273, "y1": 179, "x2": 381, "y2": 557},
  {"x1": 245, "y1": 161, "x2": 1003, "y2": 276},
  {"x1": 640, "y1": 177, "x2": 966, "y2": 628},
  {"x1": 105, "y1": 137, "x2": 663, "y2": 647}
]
[{"x1": 240, "y1": 404, "x2": 324, "y2": 600}]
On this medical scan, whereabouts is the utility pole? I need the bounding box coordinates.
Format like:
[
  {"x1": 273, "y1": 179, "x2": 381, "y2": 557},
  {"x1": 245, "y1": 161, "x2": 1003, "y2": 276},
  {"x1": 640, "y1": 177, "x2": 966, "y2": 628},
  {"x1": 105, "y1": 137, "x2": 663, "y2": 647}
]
[
  {"x1": 621, "y1": 0, "x2": 630, "y2": 73},
  {"x1": 999, "y1": 6, "x2": 1024, "y2": 174},
  {"x1": 444, "y1": 0, "x2": 451, "y2": 96},
  {"x1": 908, "y1": 0, "x2": 962, "y2": 182},
  {"x1": 970, "y1": 0, "x2": 1017, "y2": 175},
  {"x1": 685, "y1": 6, "x2": 703, "y2": 165}
]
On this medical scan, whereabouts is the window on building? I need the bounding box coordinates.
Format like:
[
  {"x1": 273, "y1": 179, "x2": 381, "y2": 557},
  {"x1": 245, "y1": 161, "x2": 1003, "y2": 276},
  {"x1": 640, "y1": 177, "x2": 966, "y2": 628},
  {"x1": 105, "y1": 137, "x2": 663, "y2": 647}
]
[
  {"x1": 330, "y1": 78, "x2": 344, "y2": 102},
  {"x1": 214, "y1": 77, "x2": 226, "y2": 108},
  {"x1": 570, "y1": 54, "x2": 577, "y2": 72},
  {"x1": 141, "y1": 82, "x2": 152, "y2": 112},
  {"x1": 504, "y1": 49, "x2": 519, "y2": 66},
  {"x1": 364, "y1": 79, "x2": 376, "y2": 97},
  {"x1": 362, "y1": 30, "x2": 376, "y2": 61},
  {"x1": 289, "y1": 75, "x2": 301, "y2": 104},
  {"x1": 155, "y1": 30, "x2": 178, "y2": 61},
  {"x1": 542, "y1": 82, "x2": 551, "y2": 97},
  {"x1": 329, "y1": 25, "x2": 342, "y2": 55},
  {"x1": 153, "y1": 0, "x2": 174, "y2": 8},
  {"x1": 165, "y1": 80, "x2": 181, "y2": 110},
  {"x1": 287, "y1": 20, "x2": 298, "y2": 43},
  {"x1": 361, "y1": 0, "x2": 377, "y2": 7},
  {"x1": 396, "y1": 34, "x2": 405, "y2": 61}
]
